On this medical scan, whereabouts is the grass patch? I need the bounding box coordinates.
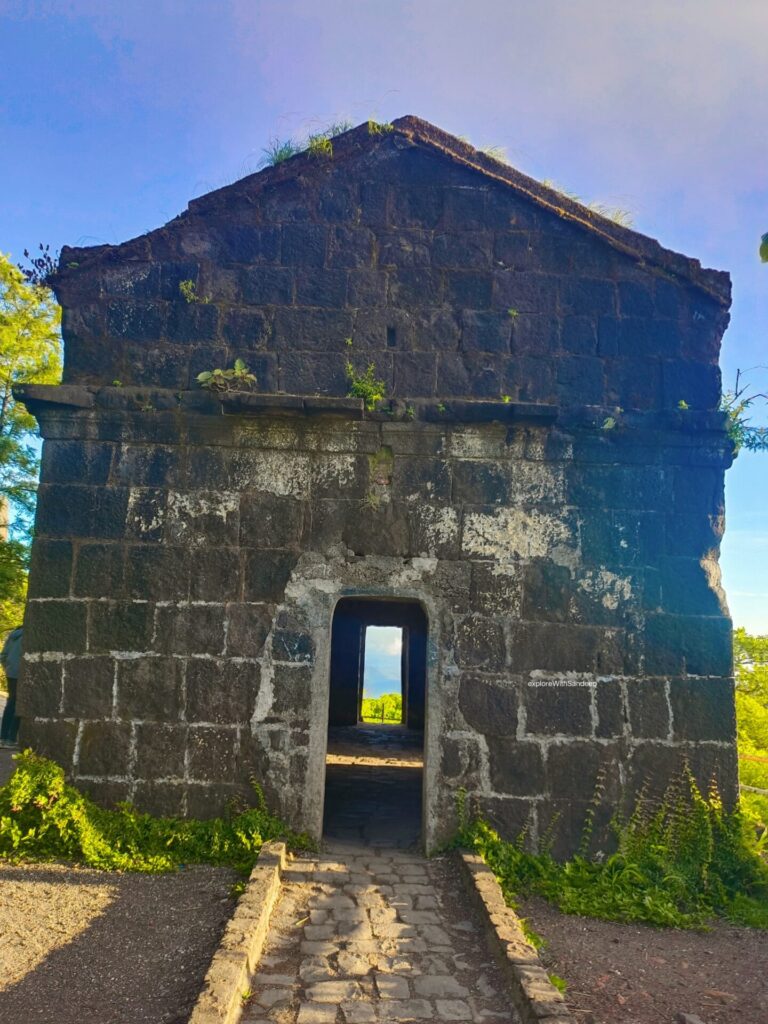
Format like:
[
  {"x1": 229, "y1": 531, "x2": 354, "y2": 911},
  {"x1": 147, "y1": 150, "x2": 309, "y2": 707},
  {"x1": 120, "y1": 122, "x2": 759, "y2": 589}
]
[
  {"x1": 0, "y1": 750, "x2": 312, "y2": 873},
  {"x1": 458, "y1": 768, "x2": 768, "y2": 930}
]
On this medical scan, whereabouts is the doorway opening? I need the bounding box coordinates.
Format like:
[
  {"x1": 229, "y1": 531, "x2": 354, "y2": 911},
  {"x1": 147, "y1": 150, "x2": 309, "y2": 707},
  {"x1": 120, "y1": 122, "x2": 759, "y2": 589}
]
[{"x1": 323, "y1": 598, "x2": 427, "y2": 849}]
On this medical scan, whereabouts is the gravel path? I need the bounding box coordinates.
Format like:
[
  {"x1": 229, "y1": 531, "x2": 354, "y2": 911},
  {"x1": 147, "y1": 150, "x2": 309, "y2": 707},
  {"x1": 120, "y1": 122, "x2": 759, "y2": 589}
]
[
  {"x1": 241, "y1": 844, "x2": 520, "y2": 1023},
  {"x1": 0, "y1": 861, "x2": 236, "y2": 1024}
]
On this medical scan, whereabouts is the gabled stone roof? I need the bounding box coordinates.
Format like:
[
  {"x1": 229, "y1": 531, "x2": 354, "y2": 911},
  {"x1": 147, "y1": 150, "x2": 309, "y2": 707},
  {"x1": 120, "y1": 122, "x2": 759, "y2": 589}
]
[{"x1": 57, "y1": 115, "x2": 729, "y2": 306}]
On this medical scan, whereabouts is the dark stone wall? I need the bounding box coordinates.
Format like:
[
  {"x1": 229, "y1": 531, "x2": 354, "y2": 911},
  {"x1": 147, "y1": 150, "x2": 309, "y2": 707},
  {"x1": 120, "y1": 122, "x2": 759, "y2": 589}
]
[
  {"x1": 18, "y1": 395, "x2": 736, "y2": 852},
  {"x1": 54, "y1": 134, "x2": 727, "y2": 413},
  {"x1": 21, "y1": 123, "x2": 735, "y2": 853}
]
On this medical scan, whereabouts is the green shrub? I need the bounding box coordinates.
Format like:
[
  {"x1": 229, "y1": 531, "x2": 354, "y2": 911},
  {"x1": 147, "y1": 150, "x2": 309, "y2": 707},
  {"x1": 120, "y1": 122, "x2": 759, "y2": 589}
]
[
  {"x1": 458, "y1": 768, "x2": 768, "y2": 930},
  {"x1": 345, "y1": 362, "x2": 386, "y2": 410},
  {"x1": 0, "y1": 751, "x2": 311, "y2": 873}
]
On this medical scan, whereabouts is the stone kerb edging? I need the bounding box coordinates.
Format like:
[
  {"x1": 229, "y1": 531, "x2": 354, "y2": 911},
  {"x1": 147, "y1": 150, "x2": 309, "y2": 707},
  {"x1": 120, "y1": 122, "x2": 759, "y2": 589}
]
[
  {"x1": 188, "y1": 840, "x2": 287, "y2": 1024},
  {"x1": 458, "y1": 850, "x2": 574, "y2": 1024}
]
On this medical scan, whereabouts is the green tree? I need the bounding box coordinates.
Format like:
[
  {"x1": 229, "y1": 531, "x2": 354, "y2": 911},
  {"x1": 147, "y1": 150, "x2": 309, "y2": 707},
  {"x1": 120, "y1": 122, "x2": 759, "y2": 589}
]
[
  {"x1": 0, "y1": 252, "x2": 61, "y2": 633},
  {"x1": 734, "y1": 628, "x2": 768, "y2": 824}
]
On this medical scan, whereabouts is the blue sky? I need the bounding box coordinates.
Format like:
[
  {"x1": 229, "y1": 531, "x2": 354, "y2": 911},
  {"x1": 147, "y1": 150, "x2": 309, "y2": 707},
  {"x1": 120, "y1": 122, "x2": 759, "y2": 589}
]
[
  {"x1": 1, "y1": 0, "x2": 765, "y2": 631},
  {"x1": 363, "y1": 627, "x2": 402, "y2": 698}
]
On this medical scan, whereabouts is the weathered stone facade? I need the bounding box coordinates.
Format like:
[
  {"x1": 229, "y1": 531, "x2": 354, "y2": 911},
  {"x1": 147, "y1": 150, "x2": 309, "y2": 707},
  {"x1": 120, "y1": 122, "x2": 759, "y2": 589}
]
[{"x1": 17, "y1": 117, "x2": 736, "y2": 854}]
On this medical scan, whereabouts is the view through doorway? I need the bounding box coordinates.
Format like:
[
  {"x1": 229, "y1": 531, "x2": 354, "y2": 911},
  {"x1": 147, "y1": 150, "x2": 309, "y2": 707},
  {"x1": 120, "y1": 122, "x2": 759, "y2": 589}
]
[{"x1": 323, "y1": 598, "x2": 427, "y2": 849}]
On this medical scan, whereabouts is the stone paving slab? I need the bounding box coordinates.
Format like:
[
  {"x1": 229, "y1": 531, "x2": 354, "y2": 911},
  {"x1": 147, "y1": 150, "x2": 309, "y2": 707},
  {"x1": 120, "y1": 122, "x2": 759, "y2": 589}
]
[{"x1": 241, "y1": 843, "x2": 520, "y2": 1024}]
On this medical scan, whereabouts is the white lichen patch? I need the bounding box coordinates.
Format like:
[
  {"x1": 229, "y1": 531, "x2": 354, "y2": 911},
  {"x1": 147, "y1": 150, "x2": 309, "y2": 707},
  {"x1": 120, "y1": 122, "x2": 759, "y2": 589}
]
[
  {"x1": 311, "y1": 454, "x2": 357, "y2": 492},
  {"x1": 233, "y1": 450, "x2": 310, "y2": 496},
  {"x1": 448, "y1": 426, "x2": 506, "y2": 459},
  {"x1": 412, "y1": 505, "x2": 460, "y2": 555},
  {"x1": 577, "y1": 569, "x2": 633, "y2": 611},
  {"x1": 507, "y1": 463, "x2": 566, "y2": 505},
  {"x1": 127, "y1": 489, "x2": 165, "y2": 536},
  {"x1": 463, "y1": 507, "x2": 578, "y2": 566}
]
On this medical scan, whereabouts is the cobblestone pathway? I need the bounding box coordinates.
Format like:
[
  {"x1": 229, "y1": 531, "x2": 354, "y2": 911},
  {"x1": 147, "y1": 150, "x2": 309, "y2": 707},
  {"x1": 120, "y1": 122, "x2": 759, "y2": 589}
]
[
  {"x1": 242, "y1": 726, "x2": 519, "y2": 1023},
  {"x1": 242, "y1": 846, "x2": 519, "y2": 1024}
]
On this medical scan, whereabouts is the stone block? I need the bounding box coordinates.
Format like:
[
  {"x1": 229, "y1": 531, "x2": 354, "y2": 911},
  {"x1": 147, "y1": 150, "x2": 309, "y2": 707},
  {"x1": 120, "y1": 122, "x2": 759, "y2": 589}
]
[
  {"x1": 556, "y1": 355, "x2": 604, "y2": 405},
  {"x1": 665, "y1": 512, "x2": 723, "y2": 557},
  {"x1": 125, "y1": 487, "x2": 168, "y2": 543},
  {"x1": 111, "y1": 444, "x2": 184, "y2": 488},
  {"x1": 509, "y1": 314, "x2": 559, "y2": 355},
  {"x1": 492, "y1": 270, "x2": 557, "y2": 314},
  {"x1": 62, "y1": 656, "x2": 115, "y2": 718},
  {"x1": 660, "y1": 556, "x2": 725, "y2": 616},
  {"x1": 239, "y1": 266, "x2": 294, "y2": 304},
  {"x1": 392, "y1": 352, "x2": 436, "y2": 396},
  {"x1": 18, "y1": 719, "x2": 77, "y2": 767},
  {"x1": 36, "y1": 484, "x2": 129, "y2": 539},
  {"x1": 486, "y1": 738, "x2": 545, "y2": 796},
  {"x1": 388, "y1": 267, "x2": 444, "y2": 306},
  {"x1": 433, "y1": 231, "x2": 493, "y2": 269},
  {"x1": 560, "y1": 315, "x2": 597, "y2": 355},
  {"x1": 27, "y1": 540, "x2": 73, "y2": 598},
  {"x1": 221, "y1": 307, "x2": 271, "y2": 349},
  {"x1": 166, "y1": 301, "x2": 219, "y2": 343},
  {"x1": 458, "y1": 674, "x2": 518, "y2": 735},
  {"x1": 41, "y1": 440, "x2": 113, "y2": 485},
  {"x1": 106, "y1": 300, "x2": 165, "y2": 342},
  {"x1": 73, "y1": 544, "x2": 126, "y2": 598},
  {"x1": 508, "y1": 622, "x2": 599, "y2": 674},
  {"x1": 559, "y1": 277, "x2": 616, "y2": 317},
  {"x1": 133, "y1": 780, "x2": 186, "y2": 816},
  {"x1": 125, "y1": 545, "x2": 190, "y2": 601},
  {"x1": 644, "y1": 613, "x2": 732, "y2": 677},
  {"x1": 89, "y1": 600, "x2": 154, "y2": 654},
  {"x1": 186, "y1": 658, "x2": 258, "y2": 724},
  {"x1": 281, "y1": 223, "x2": 328, "y2": 267},
  {"x1": 523, "y1": 680, "x2": 593, "y2": 737},
  {"x1": 278, "y1": 351, "x2": 349, "y2": 395},
  {"x1": 521, "y1": 561, "x2": 572, "y2": 623},
  {"x1": 187, "y1": 726, "x2": 237, "y2": 782},
  {"x1": 454, "y1": 616, "x2": 505, "y2": 670},
  {"x1": 117, "y1": 657, "x2": 184, "y2": 721},
  {"x1": 134, "y1": 723, "x2": 187, "y2": 778},
  {"x1": 477, "y1": 796, "x2": 537, "y2": 843},
  {"x1": 444, "y1": 271, "x2": 493, "y2": 309},
  {"x1": 327, "y1": 225, "x2": 375, "y2": 268},
  {"x1": 213, "y1": 224, "x2": 279, "y2": 264},
  {"x1": 295, "y1": 269, "x2": 349, "y2": 308},
  {"x1": 24, "y1": 600, "x2": 87, "y2": 655},
  {"x1": 154, "y1": 604, "x2": 225, "y2": 657},
  {"x1": 189, "y1": 546, "x2": 242, "y2": 602},
  {"x1": 618, "y1": 280, "x2": 655, "y2": 318},
  {"x1": 271, "y1": 665, "x2": 312, "y2": 714},
  {"x1": 392, "y1": 457, "x2": 452, "y2": 502},
  {"x1": 626, "y1": 678, "x2": 669, "y2": 739},
  {"x1": 460, "y1": 310, "x2": 511, "y2": 353},
  {"x1": 595, "y1": 678, "x2": 625, "y2": 738},
  {"x1": 662, "y1": 360, "x2": 721, "y2": 410},
  {"x1": 391, "y1": 185, "x2": 444, "y2": 227},
  {"x1": 243, "y1": 550, "x2": 297, "y2": 602},
  {"x1": 78, "y1": 721, "x2": 132, "y2": 776},
  {"x1": 672, "y1": 466, "x2": 725, "y2": 516},
  {"x1": 669, "y1": 677, "x2": 736, "y2": 742},
  {"x1": 17, "y1": 660, "x2": 63, "y2": 718},
  {"x1": 273, "y1": 308, "x2": 354, "y2": 351},
  {"x1": 225, "y1": 603, "x2": 272, "y2": 658}
]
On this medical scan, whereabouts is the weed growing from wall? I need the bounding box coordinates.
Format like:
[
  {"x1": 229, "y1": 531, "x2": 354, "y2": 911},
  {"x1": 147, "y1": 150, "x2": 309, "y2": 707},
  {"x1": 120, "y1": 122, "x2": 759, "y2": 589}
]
[{"x1": 345, "y1": 362, "x2": 386, "y2": 410}]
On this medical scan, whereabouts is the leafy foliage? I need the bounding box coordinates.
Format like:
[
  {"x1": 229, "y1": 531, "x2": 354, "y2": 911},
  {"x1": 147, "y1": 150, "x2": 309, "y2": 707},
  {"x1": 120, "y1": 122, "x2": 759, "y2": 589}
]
[
  {"x1": 735, "y1": 628, "x2": 768, "y2": 827},
  {"x1": 458, "y1": 768, "x2": 768, "y2": 930},
  {"x1": 196, "y1": 359, "x2": 257, "y2": 393},
  {"x1": 0, "y1": 751, "x2": 312, "y2": 873},
  {"x1": 722, "y1": 368, "x2": 768, "y2": 454},
  {"x1": 345, "y1": 362, "x2": 386, "y2": 410},
  {"x1": 361, "y1": 692, "x2": 402, "y2": 724},
  {"x1": 0, "y1": 253, "x2": 62, "y2": 530},
  {"x1": 18, "y1": 244, "x2": 59, "y2": 287},
  {"x1": 0, "y1": 539, "x2": 27, "y2": 640},
  {"x1": 178, "y1": 279, "x2": 209, "y2": 304}
]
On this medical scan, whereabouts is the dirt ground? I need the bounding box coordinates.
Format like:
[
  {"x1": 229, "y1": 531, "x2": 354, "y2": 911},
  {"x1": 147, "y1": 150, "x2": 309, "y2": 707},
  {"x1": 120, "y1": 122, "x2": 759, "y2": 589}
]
[
  {"x1": 521, "y1": 895, "x2": 768, "y2": 1024},
  {"x1": 0, "y1": 860, "x2": 236, "y2": 1024}
]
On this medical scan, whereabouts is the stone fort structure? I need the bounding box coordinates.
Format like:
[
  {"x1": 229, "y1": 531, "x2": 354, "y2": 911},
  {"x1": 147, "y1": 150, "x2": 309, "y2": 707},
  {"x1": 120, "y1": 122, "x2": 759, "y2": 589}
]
[{"x1": 17, "y1": 117, "x2": 736, "y2": 854}]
